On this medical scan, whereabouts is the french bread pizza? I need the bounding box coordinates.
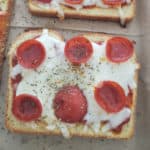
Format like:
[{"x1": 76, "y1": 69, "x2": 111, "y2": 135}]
[
  {"x1": 0, "y1": 0, "x2": 13, "y2": 78},
  {"x1": 28, "y1": 0, "x2": 136, "y2": 25},
  {"x1": 6, "y1": 29, "x2": 139, "y2": 139}
]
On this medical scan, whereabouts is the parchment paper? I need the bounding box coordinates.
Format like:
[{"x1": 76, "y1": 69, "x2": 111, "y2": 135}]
[{"x1": 0, "y1": 0, "x2": 150, "y2": 150}]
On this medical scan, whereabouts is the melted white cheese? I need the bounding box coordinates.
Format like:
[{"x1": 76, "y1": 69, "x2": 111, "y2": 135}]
[
  {"x1": 11, "y1": 64, "x2": 23, "y2": 79},
  {"x1": 118, "y1": 7, "x2": 126, "y2": 26},
  {"x1": 101, "y1": 108, "x2": 131, "y2": 132},
  {"x1": 58, "y1": 123, "x2": 71, "y2": 138},
  {"x1": 60, "y1": 0, "x2": 109, "y2": 10},
  {"x1": 12, "y1": 29, "x2": 138, "y2": 137}
]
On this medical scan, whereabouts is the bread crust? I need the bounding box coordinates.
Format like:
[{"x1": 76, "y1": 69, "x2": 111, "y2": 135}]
[
  {"x1": 28, "y1": 0, "x2": 135, "y2": 25},
  {"x1": 5, "y1": 29, "x2": 140, "y2": 139},
  {"x1": 0, "y1": 0, "x2": 13, "y2": 78}
]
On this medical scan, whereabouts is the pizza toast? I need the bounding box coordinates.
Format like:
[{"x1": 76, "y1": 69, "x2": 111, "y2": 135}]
[
  {"x1": 28, "y1": 0, "x2": 136, "y2": 25},
  {"x1": 6, "y1": 29, "x2": 139, "y2": 139}
]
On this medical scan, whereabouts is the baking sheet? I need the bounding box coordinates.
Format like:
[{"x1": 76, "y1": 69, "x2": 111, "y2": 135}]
[{"x1": 0, "y1": 0, "x2": 150, "y2": 149}]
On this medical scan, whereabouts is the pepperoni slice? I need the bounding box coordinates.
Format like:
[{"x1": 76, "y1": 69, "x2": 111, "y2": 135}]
[
  {"x1": 12, "y1": 94, "x2": 42, "y2": 121},
  {"x1": 53, "y1": 85, "x2": 87, "y2": 123},
  {"x1": 65, "y1": 0, "x2": 83, "y2": 4},
  {"x1": 106, "y1": 37, "x2": 134, "y2": 63},
  {"x1": 65, "y1": 36, "x2": 93, "y2": 65},
  {"x1": 103, "y1": 0, "x2": 126, "y2": 6},
  {"x1": 17, "y1": 39, "x2": 46, "y2": 69},
  {"x1": 94, "y1": 81, "x2": 126, "y2": 113},
  {"x1": 38, "y1": 0, "x2": 51, "y2": 3}
]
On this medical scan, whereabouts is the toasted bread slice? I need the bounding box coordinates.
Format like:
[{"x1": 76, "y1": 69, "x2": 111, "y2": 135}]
[
  {"x1": 0, "y1": 0, "x2": 13, "y2": 79},
  {"x1": 28, "y1": 0, "x2": 135, "y2": 25},
  {"x1": 6, "y1": 29, "x2": 139, "y2": 139}
]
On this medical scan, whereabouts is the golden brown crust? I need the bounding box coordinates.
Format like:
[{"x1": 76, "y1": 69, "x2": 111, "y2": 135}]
[
  {"x1": 6, "y1": 29, "x2": 139, "y2": 139},
  {"x1": 28, "y1": 0, "x2": 135, "y2": 25},
  {"x1": 0, "y1": 0, "x2": 13, "y2": 78}
]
